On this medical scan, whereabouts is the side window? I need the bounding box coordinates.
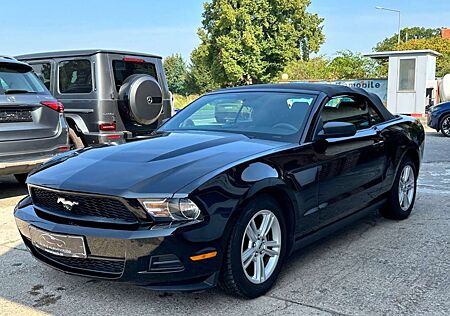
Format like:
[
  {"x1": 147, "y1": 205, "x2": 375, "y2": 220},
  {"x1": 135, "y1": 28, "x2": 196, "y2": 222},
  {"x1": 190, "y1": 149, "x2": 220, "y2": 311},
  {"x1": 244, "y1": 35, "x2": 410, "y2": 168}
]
[
  {"x1": 30, "y1": 63, "x2": 51, "y2": 89},
  {"x1": 368, "y1": 104, "x2": 384, "y2": 125},
  {"x1": 59, "y1": 60, "x2": 92, "y2": 94},
  {"x1": 321, "y1": 96, "x2": 370, "y2": 130}
]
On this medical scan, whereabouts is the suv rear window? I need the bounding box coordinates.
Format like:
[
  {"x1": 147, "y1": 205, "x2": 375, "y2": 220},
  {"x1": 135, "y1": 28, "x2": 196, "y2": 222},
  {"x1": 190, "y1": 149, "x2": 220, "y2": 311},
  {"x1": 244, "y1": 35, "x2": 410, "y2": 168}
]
[
  {"x1": 59, "y1": 60, "x2": 92, "y2": 94},
  {"x1": 0, "y1": 64, "x2": 48, "y2": 94},
  {"x1": 113, "y1": 60, "x2": 157, "y2": 91}
]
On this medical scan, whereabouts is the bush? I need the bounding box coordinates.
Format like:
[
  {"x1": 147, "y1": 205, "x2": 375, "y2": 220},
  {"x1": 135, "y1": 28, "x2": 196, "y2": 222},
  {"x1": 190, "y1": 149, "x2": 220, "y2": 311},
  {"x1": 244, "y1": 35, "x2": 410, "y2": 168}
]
[{"x1": 173, "y1": 94, "x2": 199, "y2": 110}]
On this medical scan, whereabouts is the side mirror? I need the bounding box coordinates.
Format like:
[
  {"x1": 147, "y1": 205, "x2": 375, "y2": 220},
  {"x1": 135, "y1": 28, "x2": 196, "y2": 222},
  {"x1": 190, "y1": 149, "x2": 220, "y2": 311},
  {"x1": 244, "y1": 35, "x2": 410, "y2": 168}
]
[{"x1": 318, "y1": 122, "x2": 356, "y2": 139}]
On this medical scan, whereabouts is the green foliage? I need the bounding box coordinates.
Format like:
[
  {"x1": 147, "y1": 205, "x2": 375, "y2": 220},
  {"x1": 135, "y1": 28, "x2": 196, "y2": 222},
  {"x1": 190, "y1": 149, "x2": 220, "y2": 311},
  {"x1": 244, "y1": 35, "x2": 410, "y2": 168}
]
[
  {"x1": 196, "y1": 0, "x2": 324, "y2": 87},
  {"x1": 185, "y1": 33, "x2": 220, "y2": 95},
  {"x1": 283, "y1": 51, "x2": 385, "y2": 81},
  {"x1": 173, "y1": 94, "x2": 199, "y2": 110},
  {"x1": 163, "y1": 54, "x2": 188, "y2": 95},
  {"x1": 284, "y1": 56, "x2": 333, "y2": 80},
  {"x1": 396, "y1": 37, "x2": 450, "y2": 77},
  {"x1": 374, "y1": 27, "x2": 441, "y2": 52},
  {"x1": 328, "y1": 50, "x2": 383, "y2": 79}
]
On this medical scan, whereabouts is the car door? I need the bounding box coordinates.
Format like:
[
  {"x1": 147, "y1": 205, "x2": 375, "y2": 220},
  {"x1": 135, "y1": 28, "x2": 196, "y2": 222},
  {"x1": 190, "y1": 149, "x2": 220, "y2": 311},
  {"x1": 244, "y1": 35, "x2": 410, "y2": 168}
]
[{"x1": 314, "y1": 95, "x2": 388, "y2": 225}]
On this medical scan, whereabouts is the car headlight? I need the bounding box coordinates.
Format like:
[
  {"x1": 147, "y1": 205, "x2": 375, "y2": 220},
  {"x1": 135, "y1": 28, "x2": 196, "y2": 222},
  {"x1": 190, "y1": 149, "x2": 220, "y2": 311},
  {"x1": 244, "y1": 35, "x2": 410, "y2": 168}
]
[{"x1": 139, "y1": 198, "x2": 202, "y2": 221}]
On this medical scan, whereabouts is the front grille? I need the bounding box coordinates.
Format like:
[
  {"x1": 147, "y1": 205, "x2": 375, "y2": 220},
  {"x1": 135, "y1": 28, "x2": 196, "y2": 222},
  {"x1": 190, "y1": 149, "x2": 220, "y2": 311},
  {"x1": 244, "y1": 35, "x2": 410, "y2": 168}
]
[
  {"x1": 34, "y1": 246, "x2": 125, "y2": 277},
  {"x1": 30, "y1": 186, "x2": 138, "y2": 223}
]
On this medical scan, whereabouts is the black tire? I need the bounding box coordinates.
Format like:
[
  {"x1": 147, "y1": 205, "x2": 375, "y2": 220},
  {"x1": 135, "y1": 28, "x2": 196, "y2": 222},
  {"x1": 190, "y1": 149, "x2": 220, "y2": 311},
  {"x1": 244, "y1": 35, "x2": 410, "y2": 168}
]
[
  {"x1": 69, "y1": 128, "x2": 84, "y2": 149},
  {"x1": 380, "y1": 158, "x2": 417, "y2": 220},
  {"x1": 219, "y1": 195, "x2": 287, "y2": 298},
  {"x1": 14, "y1": 173, "x2": 28, "y2": 185},
  {"x1": 439, "y1": 114, "x2": 450, "y2": 137}
]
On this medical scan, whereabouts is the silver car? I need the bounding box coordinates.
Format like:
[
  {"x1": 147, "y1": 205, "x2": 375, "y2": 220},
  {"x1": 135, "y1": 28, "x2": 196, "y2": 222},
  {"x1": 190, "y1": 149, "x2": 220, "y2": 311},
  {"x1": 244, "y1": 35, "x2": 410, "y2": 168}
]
[{"x1": 0, "y1": 57, "x2": 68, "y2": 183}]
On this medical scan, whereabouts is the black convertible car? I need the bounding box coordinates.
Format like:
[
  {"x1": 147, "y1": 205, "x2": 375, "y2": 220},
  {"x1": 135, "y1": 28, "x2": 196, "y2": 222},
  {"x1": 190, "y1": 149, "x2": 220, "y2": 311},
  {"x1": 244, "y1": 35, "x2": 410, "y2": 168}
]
[{"x1": 15, "y1": 83, "x2": 425, "y2": 298}]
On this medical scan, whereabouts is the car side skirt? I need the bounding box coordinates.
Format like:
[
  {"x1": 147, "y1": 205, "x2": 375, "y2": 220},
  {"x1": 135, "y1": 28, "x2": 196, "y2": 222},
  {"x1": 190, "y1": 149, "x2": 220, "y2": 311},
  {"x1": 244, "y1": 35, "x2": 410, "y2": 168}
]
[{"x1": 290, "y1": 199, "x2": 387, "y2": 255}]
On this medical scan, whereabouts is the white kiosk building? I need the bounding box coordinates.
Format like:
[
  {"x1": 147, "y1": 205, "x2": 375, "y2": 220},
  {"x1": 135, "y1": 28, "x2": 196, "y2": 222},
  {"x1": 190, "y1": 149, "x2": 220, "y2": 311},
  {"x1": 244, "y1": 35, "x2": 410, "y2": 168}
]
[{"x1": 365, "y1": 50, "x2": 441, "y2": 116}]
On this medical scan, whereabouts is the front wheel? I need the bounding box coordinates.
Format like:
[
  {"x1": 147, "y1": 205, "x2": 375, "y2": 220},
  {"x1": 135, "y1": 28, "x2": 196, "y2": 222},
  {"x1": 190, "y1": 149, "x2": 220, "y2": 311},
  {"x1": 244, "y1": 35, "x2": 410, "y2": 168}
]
[
  {"x1": 440, "y1": 114, "x2": 450, "y2": 137},
  {"x1": 219, "y1": 195, "x2": 287, "y2": 298}
]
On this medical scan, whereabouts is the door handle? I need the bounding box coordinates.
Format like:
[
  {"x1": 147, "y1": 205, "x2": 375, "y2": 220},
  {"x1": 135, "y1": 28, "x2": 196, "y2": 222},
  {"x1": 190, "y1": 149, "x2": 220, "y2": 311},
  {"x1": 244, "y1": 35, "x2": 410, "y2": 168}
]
[{"x1": 373, "y1": 140, "x2": 385, "y2": 148}]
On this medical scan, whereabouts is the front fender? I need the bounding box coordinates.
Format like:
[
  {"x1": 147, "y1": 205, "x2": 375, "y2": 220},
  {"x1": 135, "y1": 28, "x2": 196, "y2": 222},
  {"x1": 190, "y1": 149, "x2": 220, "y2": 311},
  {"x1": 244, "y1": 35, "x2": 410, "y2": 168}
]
[{"x1": 188, "y1": 162, "x2": 299, "y2": 255}]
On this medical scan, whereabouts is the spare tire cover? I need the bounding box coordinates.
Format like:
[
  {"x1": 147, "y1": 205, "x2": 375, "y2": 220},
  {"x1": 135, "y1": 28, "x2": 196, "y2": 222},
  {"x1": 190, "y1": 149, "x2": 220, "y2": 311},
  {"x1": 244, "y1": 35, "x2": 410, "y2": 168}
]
[{"x1": 118, "y1": 74, "x2": 163, "y2": 125}]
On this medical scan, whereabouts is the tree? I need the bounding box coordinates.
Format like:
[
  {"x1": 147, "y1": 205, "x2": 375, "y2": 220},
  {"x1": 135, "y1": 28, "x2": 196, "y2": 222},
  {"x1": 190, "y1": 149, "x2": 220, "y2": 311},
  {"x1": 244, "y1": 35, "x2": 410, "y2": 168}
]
[
  {"x1": 328, "y1": 50, "x2": 383, "y2": 79},
  {"x1": 374, "y1": 27, "x2": 441, "y2": 52},
  {"x1": 283, "y1": 56, "x2": 333, "y2": 80},
  {"x1": 196, "y1": 0, "x2": 324, "y2": 87},
  {"x1": 283, "y1": 51, "x2": 384, "y2": 81},
  {"x1": 163, "y1": 54, "x2": 188, "y2": 95},
  {"x1": 185, "y1": 30, "x2": 220, "y2": 95},
  {"x1": 396, "y1": 37, "x2": 450, "y2": 77}
]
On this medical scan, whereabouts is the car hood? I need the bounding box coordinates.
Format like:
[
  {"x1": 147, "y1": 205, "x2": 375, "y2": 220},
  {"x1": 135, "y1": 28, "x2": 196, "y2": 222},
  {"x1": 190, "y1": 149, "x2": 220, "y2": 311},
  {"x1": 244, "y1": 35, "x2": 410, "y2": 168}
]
[{"x1": 28, "y1": 131, "x2": 291, "y2": 197}]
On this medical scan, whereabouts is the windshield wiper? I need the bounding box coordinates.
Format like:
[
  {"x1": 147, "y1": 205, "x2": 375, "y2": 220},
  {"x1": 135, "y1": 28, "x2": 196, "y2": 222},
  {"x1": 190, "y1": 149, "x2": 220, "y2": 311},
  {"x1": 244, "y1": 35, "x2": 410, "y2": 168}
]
[{"x1": 4, "y1": 89, "x2": 37, "y2": 94}]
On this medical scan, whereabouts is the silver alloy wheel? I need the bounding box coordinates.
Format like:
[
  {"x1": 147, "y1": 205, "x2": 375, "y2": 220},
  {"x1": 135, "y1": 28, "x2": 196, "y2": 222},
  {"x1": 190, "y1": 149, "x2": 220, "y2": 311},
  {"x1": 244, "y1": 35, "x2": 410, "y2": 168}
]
[
  {"x1": 398, "y1": 165, "x2": 415, "y2": 211},
  {"x1": 241, "y1": 210, "x2": 281, "y2": 284},
  {"x1": 442, "y1": 117, "x2": 450, "y2": 136}
]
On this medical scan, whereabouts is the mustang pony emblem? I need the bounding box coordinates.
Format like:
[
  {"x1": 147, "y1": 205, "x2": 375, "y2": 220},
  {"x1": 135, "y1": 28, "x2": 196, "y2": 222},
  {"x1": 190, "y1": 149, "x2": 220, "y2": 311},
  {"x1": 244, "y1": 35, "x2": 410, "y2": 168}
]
[{"x1": 57, "y1": 197, "x2": 79, "y2": 211}]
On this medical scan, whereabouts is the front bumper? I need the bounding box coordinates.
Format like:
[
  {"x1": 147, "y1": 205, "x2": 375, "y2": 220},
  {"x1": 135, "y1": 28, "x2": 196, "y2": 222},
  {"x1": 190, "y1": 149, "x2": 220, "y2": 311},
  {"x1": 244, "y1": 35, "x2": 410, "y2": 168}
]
[{"x1": 14, "y1": 202, "x2": 222, "y2": 292}]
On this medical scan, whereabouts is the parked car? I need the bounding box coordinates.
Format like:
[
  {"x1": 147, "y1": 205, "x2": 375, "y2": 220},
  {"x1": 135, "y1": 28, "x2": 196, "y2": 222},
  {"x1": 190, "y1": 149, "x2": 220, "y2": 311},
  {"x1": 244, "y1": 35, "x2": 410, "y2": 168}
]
[
  {"x1": 427, "y1": 101, "x2": 450, "y2": 137},
  {"x1": 0, "y1": 56, "x2": 68, "y2": 183},
  {"x1": 15, "y1": 83, "x2": 424, "y2": 298},
  {"x1": 16, "y1": 50, "x2": 173, "y2": 148}
]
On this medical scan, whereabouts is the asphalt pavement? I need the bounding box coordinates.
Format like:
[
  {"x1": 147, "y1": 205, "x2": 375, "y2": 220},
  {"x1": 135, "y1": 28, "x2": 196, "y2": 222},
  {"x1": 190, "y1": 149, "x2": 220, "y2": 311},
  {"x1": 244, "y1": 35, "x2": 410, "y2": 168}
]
[{"x1": 0, "y1": 132, "x2": 448, "y2": 316}]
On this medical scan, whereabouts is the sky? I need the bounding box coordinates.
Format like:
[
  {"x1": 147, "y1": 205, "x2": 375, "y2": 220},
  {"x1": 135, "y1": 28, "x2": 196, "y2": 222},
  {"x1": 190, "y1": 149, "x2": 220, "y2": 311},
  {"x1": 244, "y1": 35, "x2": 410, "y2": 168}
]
[{"x1": 2, "y1": 0, "x2": 450, "y2": 60}]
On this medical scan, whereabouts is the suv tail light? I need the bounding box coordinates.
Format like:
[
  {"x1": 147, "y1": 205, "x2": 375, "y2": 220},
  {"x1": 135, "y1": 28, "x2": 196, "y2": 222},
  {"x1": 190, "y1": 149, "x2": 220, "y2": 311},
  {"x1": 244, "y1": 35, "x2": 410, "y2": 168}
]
[
  {"x1": 40, "y1": 101, "x2": 64, "y2": 113},
  {"x1": 99, "y1": 122, "x2": 117, "y2": 131}
]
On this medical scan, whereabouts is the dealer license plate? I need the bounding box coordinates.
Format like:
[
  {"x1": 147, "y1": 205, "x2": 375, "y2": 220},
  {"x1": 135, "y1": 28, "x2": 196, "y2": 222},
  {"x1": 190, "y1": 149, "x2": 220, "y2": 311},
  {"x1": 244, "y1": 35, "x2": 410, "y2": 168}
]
[{"x1": 30, "y1": 226, "x2": 87, "y2": 258}]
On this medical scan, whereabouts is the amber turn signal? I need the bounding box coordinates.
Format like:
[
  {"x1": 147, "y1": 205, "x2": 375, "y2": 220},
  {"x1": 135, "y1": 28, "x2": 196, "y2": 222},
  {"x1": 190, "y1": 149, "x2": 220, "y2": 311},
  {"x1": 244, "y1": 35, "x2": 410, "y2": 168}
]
[{"x1": 190, "y1": 251, "x2": 217, "y2": 261}]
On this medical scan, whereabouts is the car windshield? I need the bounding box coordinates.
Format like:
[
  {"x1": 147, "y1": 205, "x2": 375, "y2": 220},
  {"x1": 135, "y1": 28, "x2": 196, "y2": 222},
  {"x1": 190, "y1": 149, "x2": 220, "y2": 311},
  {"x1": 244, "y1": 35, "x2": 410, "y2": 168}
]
[
  {"x1": 159, "y1": 91, "x2": 317, "y2": 142},
  {"x1": 0, "y1": 65, "x2": 48, "y2": 94}
]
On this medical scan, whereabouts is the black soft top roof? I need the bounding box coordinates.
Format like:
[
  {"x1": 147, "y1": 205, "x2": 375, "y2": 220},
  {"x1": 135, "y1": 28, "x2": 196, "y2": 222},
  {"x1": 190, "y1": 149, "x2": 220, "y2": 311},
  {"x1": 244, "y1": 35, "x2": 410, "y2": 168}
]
[
  {"x1": 211, "y1": 83, "x2": 395, "y2": 121},
  {"x1": 15, "y1": 49, "x2": 162, "y2": 60}
]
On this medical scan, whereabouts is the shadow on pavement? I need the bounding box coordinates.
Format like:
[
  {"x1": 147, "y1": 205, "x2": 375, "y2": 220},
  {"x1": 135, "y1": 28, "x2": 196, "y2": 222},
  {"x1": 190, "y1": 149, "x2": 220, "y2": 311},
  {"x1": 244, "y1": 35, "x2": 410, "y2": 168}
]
[{"x1": 0, "y1": 176, "x2": 27, "y2": 200}]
